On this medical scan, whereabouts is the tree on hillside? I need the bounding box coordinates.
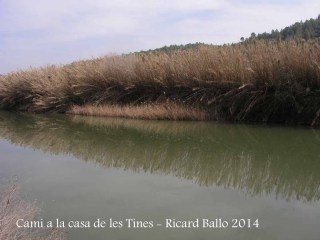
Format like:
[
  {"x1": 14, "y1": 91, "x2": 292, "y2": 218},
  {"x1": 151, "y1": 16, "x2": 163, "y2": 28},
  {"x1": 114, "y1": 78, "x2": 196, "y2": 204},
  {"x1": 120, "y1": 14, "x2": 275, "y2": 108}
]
[{"x1": 246, "y1": 14, "x2": 320, "y2": 41}]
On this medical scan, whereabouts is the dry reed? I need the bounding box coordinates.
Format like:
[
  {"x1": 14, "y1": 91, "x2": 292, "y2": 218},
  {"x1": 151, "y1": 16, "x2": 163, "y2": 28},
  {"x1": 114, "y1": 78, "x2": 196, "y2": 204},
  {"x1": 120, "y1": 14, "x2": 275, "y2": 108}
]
[
  {"x1": 0, "y1": 184, "x2": 65, "y2": 240},
  {"x1": 1, "y1": 39, "x2": 320, "y2": 125},
  {"x1": 68, "y1": 103, "x2": 207, "y2": 120}
]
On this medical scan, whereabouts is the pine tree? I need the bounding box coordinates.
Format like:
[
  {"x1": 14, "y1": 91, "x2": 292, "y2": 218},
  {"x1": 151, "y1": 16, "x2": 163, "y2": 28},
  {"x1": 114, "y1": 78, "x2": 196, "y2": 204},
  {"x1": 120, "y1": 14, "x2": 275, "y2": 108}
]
[
  {"x1": 315, "y1": 15, "x2": 320, "y2": 38},
  {"x1": 252, "y1": 14, "x2": 320, "y2": 41}
]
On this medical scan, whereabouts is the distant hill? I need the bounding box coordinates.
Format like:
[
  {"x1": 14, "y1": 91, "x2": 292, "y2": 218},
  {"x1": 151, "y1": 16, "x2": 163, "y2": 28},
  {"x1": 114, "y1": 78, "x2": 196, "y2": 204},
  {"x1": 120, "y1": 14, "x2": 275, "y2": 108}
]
[
  {"x1": 138, "y1": 42, "x2": 211, "y2": 54},
  {"x1": 136, "y1": 15, "x2": 320, "y2": 55},
  {"x1": 246, "y1": 14, "x2": 320, "y2": 41}
]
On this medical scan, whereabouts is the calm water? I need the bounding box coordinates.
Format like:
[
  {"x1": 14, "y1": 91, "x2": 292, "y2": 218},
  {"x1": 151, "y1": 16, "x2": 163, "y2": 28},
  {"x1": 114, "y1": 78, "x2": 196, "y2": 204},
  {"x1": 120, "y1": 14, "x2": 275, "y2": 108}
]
[{"x1": 0, "y1": 112, "x2": 320, "y2": 240}]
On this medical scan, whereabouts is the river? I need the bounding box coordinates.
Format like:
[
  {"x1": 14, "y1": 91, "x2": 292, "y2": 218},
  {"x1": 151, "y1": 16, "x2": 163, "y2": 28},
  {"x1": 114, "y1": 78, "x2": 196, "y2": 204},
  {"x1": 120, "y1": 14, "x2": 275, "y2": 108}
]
[{"x1": 0, "y1": 112, "x2": 319, "y2": 240}]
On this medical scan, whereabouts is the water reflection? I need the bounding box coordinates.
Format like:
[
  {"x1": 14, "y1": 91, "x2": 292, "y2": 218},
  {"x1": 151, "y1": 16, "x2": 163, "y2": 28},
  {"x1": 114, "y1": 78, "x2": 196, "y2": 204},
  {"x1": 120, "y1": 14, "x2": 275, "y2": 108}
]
[{"x1": 0, "y1": 112, "x2": 319, "y2": 202}]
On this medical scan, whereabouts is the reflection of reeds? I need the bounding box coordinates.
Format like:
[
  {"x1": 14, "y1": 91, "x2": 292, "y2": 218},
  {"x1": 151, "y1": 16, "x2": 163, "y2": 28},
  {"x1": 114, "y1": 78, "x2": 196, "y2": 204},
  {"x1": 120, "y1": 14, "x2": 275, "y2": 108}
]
[
  {"x1": 68, "y1": 103, "x2": 206, "y2": 120},
  {"x1": 0, "y1": 112, "x2": 320, "y2": 202},
  {"x1": 1, "y1": 40, "x2": 320, "y2": 125},
  {"x1": 0, "y1": 184, "x2": 65, "y2": 240}
]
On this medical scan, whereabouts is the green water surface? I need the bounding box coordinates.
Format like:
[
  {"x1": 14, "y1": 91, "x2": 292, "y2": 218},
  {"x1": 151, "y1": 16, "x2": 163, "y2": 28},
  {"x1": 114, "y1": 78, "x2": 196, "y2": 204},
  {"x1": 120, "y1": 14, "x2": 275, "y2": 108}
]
[{"x1": 0, "y1": 112, "x2": 319, "y2": 240}]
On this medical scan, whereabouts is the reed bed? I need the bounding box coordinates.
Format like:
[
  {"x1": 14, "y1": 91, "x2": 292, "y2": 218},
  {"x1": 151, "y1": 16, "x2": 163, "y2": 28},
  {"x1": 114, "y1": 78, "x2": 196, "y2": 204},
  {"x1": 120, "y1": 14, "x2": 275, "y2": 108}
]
[
  {"x1": 1, "y1": 39, "x2": 320, "y2": 125},
  {"x1": 68, "y1": 103, "x2": 207, "y2": 120}
]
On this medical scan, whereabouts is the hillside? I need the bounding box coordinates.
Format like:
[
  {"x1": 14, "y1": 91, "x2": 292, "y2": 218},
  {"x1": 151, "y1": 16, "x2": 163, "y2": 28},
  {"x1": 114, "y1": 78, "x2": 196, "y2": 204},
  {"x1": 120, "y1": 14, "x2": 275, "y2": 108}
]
[
  {"x1": 248, "y1": 14, "x2": 320, "y2": 41},
  {"x1": 138, "y1": 42, "x2": 210, "y2": 54},
  {"x1": 139, "y1": 15, "x2": 320, "y2": 54}
]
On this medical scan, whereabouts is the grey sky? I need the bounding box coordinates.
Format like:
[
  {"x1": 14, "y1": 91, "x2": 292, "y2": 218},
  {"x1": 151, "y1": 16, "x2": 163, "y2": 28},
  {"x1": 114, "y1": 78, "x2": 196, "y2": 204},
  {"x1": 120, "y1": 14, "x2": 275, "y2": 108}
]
[{"x1": 0, "y1": 0, "x2": 319, "y2": 74}]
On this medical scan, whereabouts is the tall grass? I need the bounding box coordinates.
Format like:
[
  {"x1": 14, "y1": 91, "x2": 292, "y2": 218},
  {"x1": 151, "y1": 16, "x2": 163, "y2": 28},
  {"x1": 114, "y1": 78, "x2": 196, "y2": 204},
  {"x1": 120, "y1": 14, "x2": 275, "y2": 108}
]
[
  {"x1": 68, "y1": 103, "x2": 207, "y2": 120},
  {"x1": 1, "y1": 39, "x2": 320, "y2": 125}
]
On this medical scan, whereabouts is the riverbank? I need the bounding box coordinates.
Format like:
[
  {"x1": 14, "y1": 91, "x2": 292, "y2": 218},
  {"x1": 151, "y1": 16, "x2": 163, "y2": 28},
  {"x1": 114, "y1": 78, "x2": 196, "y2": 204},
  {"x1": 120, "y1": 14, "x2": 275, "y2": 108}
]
[{"x1": 1, "y1": 40, "x2": 320, "y2": 126}]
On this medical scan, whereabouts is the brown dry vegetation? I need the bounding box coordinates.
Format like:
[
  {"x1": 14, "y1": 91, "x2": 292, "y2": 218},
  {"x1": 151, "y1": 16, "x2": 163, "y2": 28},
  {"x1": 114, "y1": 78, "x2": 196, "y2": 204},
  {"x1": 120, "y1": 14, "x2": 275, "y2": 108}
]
[
  {"x1": 1, "y1": 40, "x2": 320, "y2": 125},
  {"x1": 0, "y1": 184, "x2": 65, "y2": 240},
  {"x1": 68, "y1": 103, "x2": 207, "y2": 120}
]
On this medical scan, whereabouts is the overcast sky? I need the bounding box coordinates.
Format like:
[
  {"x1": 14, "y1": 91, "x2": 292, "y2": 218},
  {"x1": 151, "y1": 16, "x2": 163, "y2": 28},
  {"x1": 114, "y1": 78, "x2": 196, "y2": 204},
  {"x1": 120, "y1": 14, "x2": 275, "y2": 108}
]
[{"x1": 0, "y1": 0, "x2": 319, "y2": 74}]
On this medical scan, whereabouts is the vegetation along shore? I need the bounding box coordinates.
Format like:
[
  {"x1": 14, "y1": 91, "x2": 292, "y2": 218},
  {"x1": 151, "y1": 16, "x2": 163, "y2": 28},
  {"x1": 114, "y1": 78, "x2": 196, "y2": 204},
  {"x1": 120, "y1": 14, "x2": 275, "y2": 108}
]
[
  {"x1": 1, "y1": 16, "x2": 320, "y2": 126},
  {"x1": 0, "y1": 184, "x2": 65, "y2": 240}
]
